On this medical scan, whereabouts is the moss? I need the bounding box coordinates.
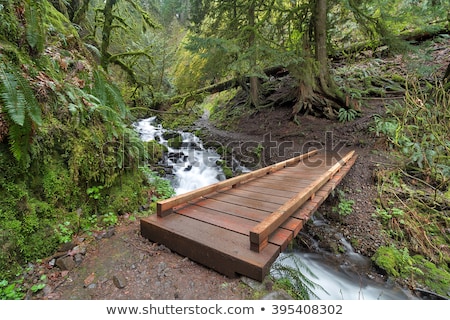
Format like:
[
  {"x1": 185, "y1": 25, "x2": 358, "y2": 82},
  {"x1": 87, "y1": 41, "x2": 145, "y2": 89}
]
[
  {"x1": 167, "y1": 134, "x2": 184, "y2": 149},
  {"x1": 412, "y1": 255, "x2": 450, "y2": 298},
  {"x1": 372, "y1": 245, "x2": 404, "y2": 277},
  {"x1": 43, "y1": 0, "x2": 79, "y2": 40},
  {"x1": 104, "y1": 169, "x2": 151, "y2": 216},
  {"x1": 0, "y1": 1, "x2": 20, "y2": 43},
  {"x1": 145, "y1": 140, "x2": 166, "y2": 165}
]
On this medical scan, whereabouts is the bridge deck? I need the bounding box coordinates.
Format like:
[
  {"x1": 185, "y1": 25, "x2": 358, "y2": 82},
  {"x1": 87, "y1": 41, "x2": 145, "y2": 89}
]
[{"x1": 140, "y1": 149, "x2": 357, "y2": 282}]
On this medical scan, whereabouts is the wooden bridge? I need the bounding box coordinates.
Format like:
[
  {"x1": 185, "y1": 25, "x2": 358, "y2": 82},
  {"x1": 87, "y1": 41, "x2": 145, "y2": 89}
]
[{"x1": 140, "y1": 149, "x2": 357, "y2": 282}]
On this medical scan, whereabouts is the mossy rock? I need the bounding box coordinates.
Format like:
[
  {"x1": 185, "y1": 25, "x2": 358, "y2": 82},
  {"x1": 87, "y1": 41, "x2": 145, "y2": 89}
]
[
  {"x1": 43, "y1": 0, "x2": 79, "y2": 40},
  {"x1": 167, "y1": 134, "x2": 184, "y2": 149},
  {"x1": 216, "y1": 160, "x2": 233, "y2": 179},
  {"x1": 145, "y1": 140, "x2": 166, "y2": 165},
  {"x1": 412, "y1": 255, "x2": 450, "y2": 298},
  {"x1": 221, "y1": 165, "x2": 233, "y2": 179},
  {"x1": 372, "y1": 246, "x2": 402, "y2": 277}
]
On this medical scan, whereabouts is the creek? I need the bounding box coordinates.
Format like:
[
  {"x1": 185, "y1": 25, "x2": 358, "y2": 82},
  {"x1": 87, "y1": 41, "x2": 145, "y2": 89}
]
[{"x1": 134, "y1": 117, "x2": 418, "y2": 300}]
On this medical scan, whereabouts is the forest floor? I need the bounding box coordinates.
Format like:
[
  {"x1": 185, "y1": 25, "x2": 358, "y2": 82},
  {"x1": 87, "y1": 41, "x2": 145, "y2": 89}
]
[{"x1": 28, "y1": 38, "x2": 449, "y2": 300}]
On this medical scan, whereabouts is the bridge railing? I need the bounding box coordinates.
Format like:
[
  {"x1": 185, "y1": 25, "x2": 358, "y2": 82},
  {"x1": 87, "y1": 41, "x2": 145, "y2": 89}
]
[
  {"x1": 248, "y1": 150, "x2": 355, "y2": 252},
  {"x1": 156, "y1": 149, "x2": 319, "y2": 217}
]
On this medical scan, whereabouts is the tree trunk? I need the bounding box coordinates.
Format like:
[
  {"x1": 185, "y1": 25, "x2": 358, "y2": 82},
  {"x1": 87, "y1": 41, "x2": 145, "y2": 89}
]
[
  {"x1": 314, "y1": 0, "x2": 347, "y2": 109},
  {"x1": 292, "y1": 0, "x2": 353, "y2": 119},
  {"x1": 100, "y1": 0, "x2": 117, "y2": 70},
  {"x1": 248, "y1": 1, "x2": 260, "y2": 107}
]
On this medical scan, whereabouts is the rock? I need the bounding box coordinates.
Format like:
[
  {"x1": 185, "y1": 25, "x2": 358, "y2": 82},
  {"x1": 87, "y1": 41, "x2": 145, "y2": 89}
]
[
  {"x1": 55, "y1": 256, "x2": 76, "y2": 271},
  {"x1": 240, "y1": 276, "x2": 265, "y2": 291},
  {"x1": 59, "y1": 242, "x2": 76, "y2": 252},
  {"x1": 48, "y1": 258, "x2": 56, "y2": 267},
  {"x1": 261, "y1": 290, "x2": 294, "y2": 300},
  {"x1": 94, "y1": 227, "x2": 115, "y2": 240},
  {"x1": 74, "y1": 253, "x2": 84, "y2": 264},
  {"x1": 113, "y1": 275, "x2": 127, "y2": 289},
  {"x1": 83, "y1": 272, "x2": 96, "y2": 287}
]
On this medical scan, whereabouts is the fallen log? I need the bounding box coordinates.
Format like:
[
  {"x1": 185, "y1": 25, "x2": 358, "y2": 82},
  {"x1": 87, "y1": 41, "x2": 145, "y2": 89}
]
[{"x1": 158, "y1": 66, "x2": 289, "y2": 108}]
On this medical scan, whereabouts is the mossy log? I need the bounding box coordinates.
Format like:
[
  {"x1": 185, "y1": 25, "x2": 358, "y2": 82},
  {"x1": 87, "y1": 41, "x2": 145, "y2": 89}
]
[{"x1": 157, "y1": 66, "x2": 288, "y2": 109}]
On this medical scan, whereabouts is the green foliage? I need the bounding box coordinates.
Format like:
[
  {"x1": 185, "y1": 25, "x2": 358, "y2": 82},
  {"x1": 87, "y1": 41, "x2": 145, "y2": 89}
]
[
  {"x1": 30, "y1": 279, "x2": 46, "y2": 293},
  {"x1": 374, "y1": 207, "x2": 405, "y2": 224},
  {"x1": 373, "y1": 79, "x2": 450, "y2": 186},
  {"x1": 332, "y1": 189, "x2": 355, "y2": 216},
  {"x1": 372, "y1": 245, "x2": 424, "y2": 278},
  {"x1": 102, "y1": 212, "x2": 118, "y2": 227},
  {"x1": 0, "y1": 0, "x2": 162, "y2": 285},
  {"x1": 141, "y1": 168, "x2": 175, "y2": 201},
  {"x1": 372, "y1": 77, "x2": 450, "y2": 290},
  {"x1": 0, "y1": 279, "x2": 25, "y2": 300},
  {"x1": 87, "y1": 186, "x2": 104, "y2": 201},
  {"x1": 338, "y1": 108, "x2": 359, "y2": 123},
  {"x1": 55, "y1": 221, "x2": 73, "y2": 244},
  {"x1": 0, "y1": 0, "x2": 20, "y2": 43},
  {"x1": 371, "y1": 79, "x2": 450, "y2": 271},
  {"x1": 0, "y1": 62, "x2": 42, "y2": 167},
  {"x1": 411, "y1": 255, "x2": 450, "y2": 298},
  {"x1": 271, "y1": 254, "x2": 326, "y2": 300},
  {"x1": 24, "y1": 1, "x2": 46, "y2": 55}
]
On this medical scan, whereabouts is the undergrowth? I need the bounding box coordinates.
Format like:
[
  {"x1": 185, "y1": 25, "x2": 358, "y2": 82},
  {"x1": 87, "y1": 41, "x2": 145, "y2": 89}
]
[
  {"x1": 0, "y1": 1, "x2": 175, "y2": 296},
  {"x1": 371, "y1": 77, "x2": 450, "y2": 297}
]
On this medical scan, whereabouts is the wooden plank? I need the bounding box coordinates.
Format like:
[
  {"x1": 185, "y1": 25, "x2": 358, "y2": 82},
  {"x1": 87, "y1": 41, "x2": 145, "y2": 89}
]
[
  {"x1": 249, "y1": 150, "x2": 355, "y2": 252},
  {"x1": 192, "y1": 198, "x2": 272, "y2": 219},
  {"x1": 140, "y1": 214, "x2": 280, "y2": 281},
  {"x1": 205, "y1": 192, "x2": 281, "y2": 212},
  {"x1": 177, "y1": 204, "x2": 293, "y2": 249},
  {"x1": 236, "y1": 184, "x2": 298, "y2": 198},
  {"x1": 257, "y1": 175, "x2": 317, "y2": 186},
  {"x1": 139, "y1": 152, "x2": 358, "y2": 282},
  {"x1": 157, "y1": 149, "x2": 318, "y2": 216},
  {"x1": 222, "y1": 188, "x2": 289, "y2": 205},
  {"x1": 290, "y1": 153, "x2": 358, "y2": 234},
  {"x1": 244, "y1": 179, "x2": 313, "y2": 192}
]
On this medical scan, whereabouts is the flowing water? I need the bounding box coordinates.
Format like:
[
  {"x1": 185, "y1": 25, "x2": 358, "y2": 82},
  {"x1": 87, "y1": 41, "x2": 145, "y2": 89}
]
[
  {"x1": 134, "y1": 117, "x2": 418, "y2": 300},
  {"x1": 135, "y1": 117, "x2": 228, "y2": 195}
]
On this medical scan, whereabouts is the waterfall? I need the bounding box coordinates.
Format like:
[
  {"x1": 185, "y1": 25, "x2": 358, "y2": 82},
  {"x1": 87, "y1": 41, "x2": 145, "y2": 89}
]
[{"x1": 134, "y1": 117, "x2": 227, "y2": 195}]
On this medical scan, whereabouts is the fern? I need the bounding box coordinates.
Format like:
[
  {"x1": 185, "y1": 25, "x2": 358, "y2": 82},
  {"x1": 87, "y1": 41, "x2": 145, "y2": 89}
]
[
  {"x1": 0, "y1": 66, "x2": 26, "y2": 126},
  {"x1": 90, "y1": 70, "x2": 129, "y2": 123},
  {"x1": 24, "y1": 1, "x2": 46, "y2": 54},
  {"x1": 338, "y1": 108, "x2": 359, "y2": 123},
  {"x1": 8, "y1": 118, "x2": 31, "y2": 166},
  {"x1": 271, "y1": 254, "x2": 327, "y2": 300},
  {"x1": 0, "y1": 62, "x2": 42, "y2": 166}
]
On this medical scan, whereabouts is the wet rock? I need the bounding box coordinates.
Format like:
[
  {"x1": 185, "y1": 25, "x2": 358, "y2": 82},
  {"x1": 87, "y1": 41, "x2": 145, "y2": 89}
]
[
  {"x1": 113, "y1": 275, "x2": 127, "y2": 289},
  {"x1": 240, "y1": 277, "x2": 265, "y2": 291},
  {"x1": 55, "y1": 256, "x2": 76, "y2": 271}
]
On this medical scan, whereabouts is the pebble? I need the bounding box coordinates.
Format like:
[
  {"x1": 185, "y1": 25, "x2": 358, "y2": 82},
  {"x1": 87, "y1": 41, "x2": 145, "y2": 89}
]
[{"x1": 113, "y1": 275, "x2": 127, "y2": 289}]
